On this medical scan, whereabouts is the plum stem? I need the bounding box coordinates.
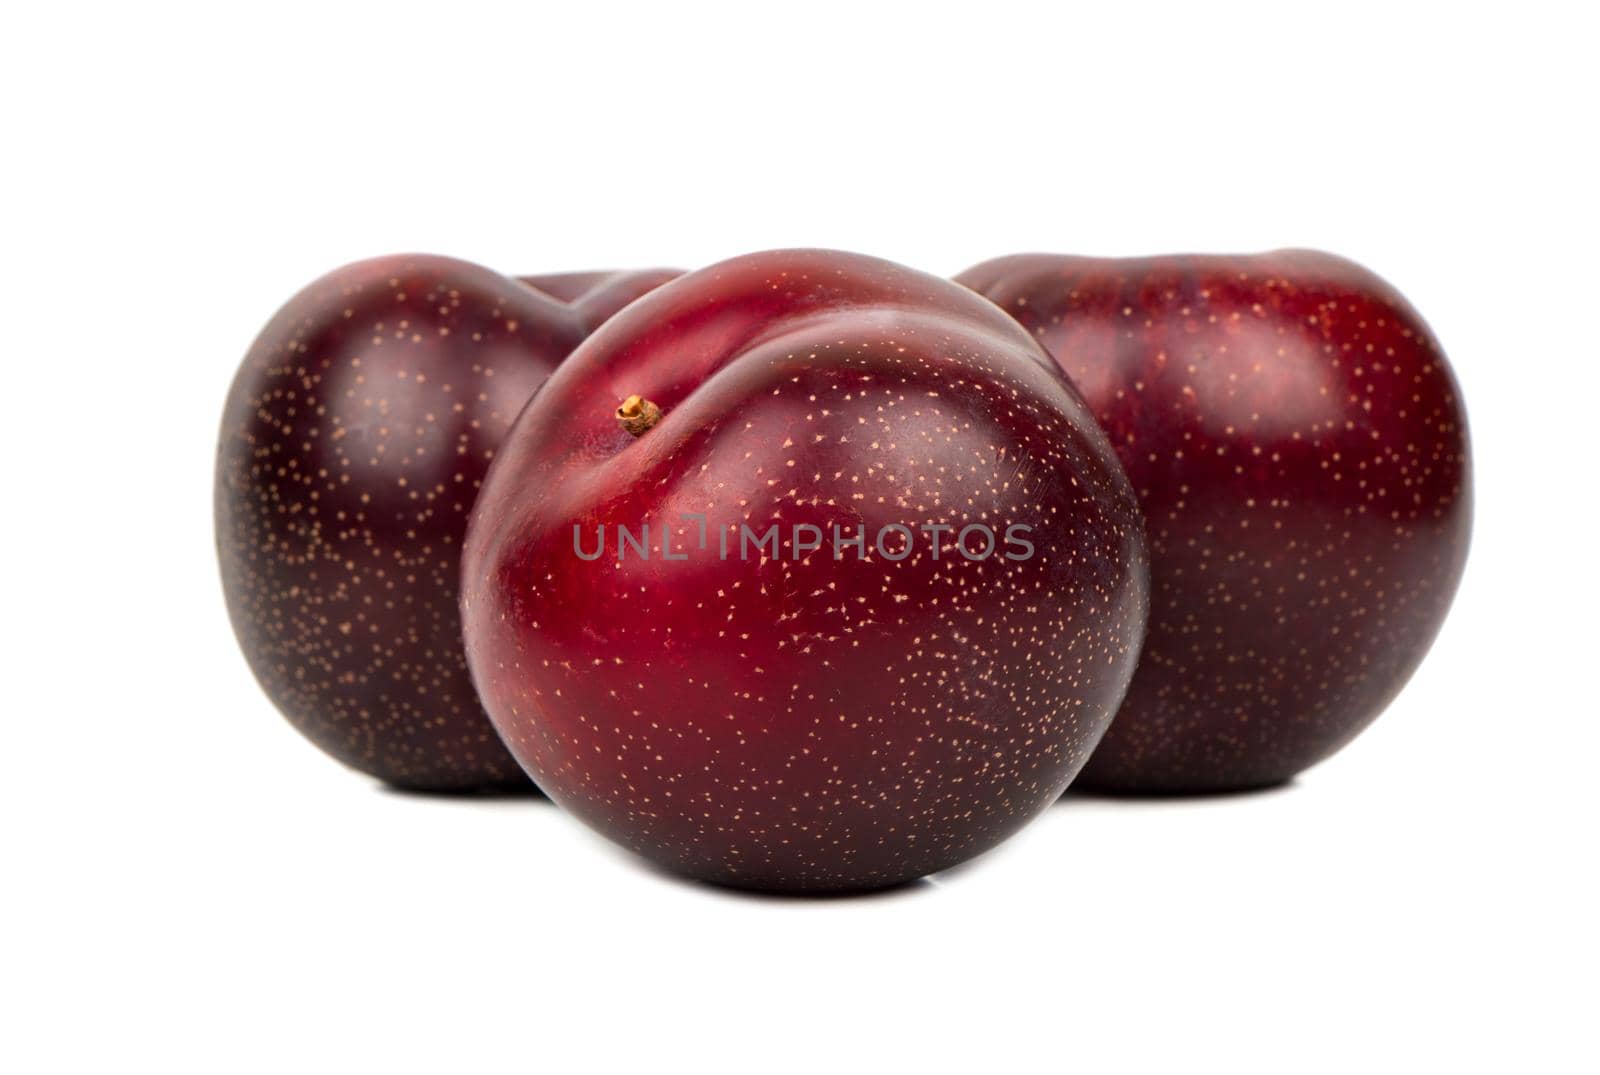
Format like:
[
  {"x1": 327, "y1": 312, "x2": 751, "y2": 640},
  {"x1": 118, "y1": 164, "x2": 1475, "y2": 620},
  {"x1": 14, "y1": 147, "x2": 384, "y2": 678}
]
[{"x1": 615, "y1": 395, "x2": 662, "y2": 437}]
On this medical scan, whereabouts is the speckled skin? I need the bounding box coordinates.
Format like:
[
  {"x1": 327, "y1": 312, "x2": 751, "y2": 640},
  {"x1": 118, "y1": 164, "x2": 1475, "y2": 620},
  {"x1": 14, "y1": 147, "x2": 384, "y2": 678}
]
[
  {"x1": 216, "y1": 255, "x2": 679, "y2": 790},
  {"x1": 462, "y1": 250, "x2": 1150, "y2": 890},
  {"x1": 958, "y1": 251, "x2": 1472, "y2": 792}
]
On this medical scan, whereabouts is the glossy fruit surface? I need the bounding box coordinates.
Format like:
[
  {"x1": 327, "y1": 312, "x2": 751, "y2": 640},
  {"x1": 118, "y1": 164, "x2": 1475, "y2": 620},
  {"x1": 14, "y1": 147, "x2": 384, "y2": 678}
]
[
  {"x1": 959, "y1": 251, "x2": 1471, "y2": 792},
  {"x1": 462, "y1": 249, "x2": 1149, "y2": 890},
  {"x1": 216, "y1": 255, "x2": 678, "y2": 790}
]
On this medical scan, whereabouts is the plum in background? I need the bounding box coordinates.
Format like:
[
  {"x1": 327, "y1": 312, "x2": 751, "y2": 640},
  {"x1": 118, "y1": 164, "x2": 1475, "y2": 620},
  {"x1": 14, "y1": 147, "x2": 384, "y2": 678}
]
[
  {"x1": 216, "y1": 255, "x2": 678, "y2": 790},
  {"x1": 959, "y1": 250, "x2": 1471, "y2": 793}
]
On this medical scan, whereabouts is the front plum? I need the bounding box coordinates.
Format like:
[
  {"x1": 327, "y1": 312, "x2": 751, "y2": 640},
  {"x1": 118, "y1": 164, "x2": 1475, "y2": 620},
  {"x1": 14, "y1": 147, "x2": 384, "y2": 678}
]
[{"x1": 462, "y1": 250, "x2": 1149, "y2": 891}]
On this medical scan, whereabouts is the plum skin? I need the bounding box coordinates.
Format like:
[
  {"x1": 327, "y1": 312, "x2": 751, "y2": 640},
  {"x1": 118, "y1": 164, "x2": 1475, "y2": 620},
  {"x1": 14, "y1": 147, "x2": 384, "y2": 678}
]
[
  {"x1": 461, "y1": 249, "x2": 1150, "y2": 891},
  {"x1": 215, "y1": 255, "x2": 677, "y2": 791},
  {"x1": 959, "y1": 250, "x2": 1472, "y2": 793}
]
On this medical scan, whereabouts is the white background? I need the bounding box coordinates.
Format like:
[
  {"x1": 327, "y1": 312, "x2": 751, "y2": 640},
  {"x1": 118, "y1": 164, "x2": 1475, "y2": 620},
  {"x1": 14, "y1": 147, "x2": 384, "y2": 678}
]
[{"x1": 4, "y1": 2, "x2": 1596, "y2": 1071}]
